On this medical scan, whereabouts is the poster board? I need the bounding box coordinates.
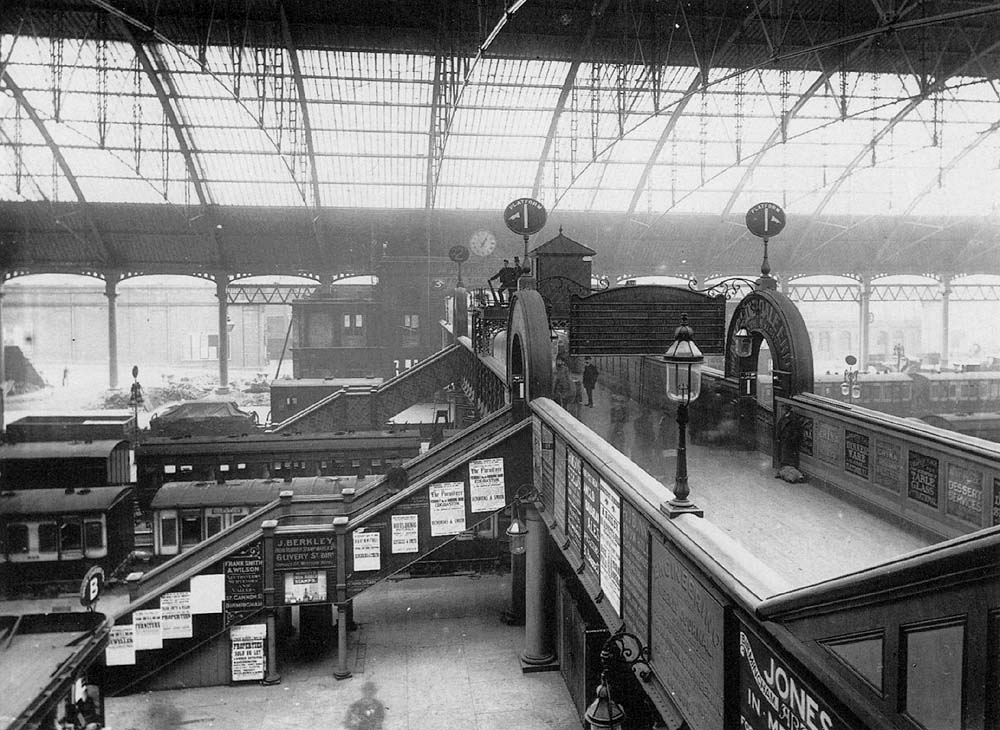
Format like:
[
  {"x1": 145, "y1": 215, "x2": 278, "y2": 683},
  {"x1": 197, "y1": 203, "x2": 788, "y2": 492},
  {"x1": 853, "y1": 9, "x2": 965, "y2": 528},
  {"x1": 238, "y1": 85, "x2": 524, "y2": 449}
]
[{"x1": 230, "y1": 623, "x2": 266, "y2": 682}]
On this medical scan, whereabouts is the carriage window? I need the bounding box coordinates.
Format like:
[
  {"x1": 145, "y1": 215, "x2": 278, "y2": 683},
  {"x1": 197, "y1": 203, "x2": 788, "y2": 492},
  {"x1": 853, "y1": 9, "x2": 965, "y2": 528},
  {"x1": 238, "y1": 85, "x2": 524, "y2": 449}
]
[
  {"x1": 7, "y1": 523, "x2": 29, "y2": 553},
  {"x1": 205, "y1": 515, "x2": 223, "y2": 537},
  {"x1": 180, "y1": 465, "x2": 194, "y2": 473},
  {"x1": 219, "y1": 464, "x2": 230, "y2": 472},
  {"x1": 160, "y1": 516, "x2": 178, "y2": 547},
  {"x1": 60, "y1": 519, "x2": 82, "y2": 552},
  {"x1": 84, "y1": 521, "x2": 104, "y2": 550},
  {"x1": 180, "y1": 510, "x2": 202, "y2": 546},
  {"x1": 237, "y1": 463, "x2": 246, "y2": 470},
  {"x1": 164, "y1": 464, "x2": 177, "y2": 474},
  {"x1": 38, "y1": 522, "x2": 59, "y2": 553}
]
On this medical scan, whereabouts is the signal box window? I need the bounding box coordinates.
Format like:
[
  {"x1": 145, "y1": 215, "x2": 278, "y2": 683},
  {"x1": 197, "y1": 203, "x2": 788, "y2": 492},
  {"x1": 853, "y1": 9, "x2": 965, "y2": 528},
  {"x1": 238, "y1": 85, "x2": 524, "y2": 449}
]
[
  {"x1": 7, "y1": 523, "x2": 29, "y2": 553},
  {"x1": 402, "y1": 314, "x2": 420, "y2": 346}
]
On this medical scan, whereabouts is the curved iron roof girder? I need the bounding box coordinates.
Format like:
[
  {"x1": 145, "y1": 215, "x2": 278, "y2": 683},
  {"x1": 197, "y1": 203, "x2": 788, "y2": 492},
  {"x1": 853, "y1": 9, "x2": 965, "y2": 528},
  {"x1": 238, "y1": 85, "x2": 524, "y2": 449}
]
[
  {"x1": 1, "y1": 72, "x2": 110, "y2": 263},
  {"x1": 279, "y1": 4, "x2": 322, "y2": 211}
]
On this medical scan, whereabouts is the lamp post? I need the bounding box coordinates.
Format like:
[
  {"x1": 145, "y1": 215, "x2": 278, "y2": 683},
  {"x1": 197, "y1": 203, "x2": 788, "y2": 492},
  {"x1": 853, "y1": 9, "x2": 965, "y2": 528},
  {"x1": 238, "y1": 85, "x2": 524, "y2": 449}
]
[
  {"x1": 584, "y1": 630, "x2": 652, "y2": 730},
  {"x1": 127, "y1": 365, "x2": 143, "y2": 444},
  {"x1": 504, "y1": 485, "x2": 538, "y2": 556},
  {"x1": 662, "y1": 315, "x2": 704, "y2": 518},
  {"x1": 841, "y1": 354, "x2": 861, "y2": 404}
]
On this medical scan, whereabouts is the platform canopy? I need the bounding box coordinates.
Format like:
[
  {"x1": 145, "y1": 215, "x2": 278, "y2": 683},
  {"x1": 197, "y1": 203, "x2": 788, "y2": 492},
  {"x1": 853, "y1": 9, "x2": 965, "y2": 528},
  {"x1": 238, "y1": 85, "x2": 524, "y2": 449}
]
[{"x1": 2, "y1": 1, "x2": 1000, "y2": 278}]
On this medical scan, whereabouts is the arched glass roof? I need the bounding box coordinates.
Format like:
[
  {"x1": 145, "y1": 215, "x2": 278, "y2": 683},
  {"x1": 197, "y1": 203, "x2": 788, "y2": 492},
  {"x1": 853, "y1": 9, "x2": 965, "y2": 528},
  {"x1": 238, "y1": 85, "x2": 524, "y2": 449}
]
[{"x1": 2, "y1": 10, "x2": 1000, "y2": 220}]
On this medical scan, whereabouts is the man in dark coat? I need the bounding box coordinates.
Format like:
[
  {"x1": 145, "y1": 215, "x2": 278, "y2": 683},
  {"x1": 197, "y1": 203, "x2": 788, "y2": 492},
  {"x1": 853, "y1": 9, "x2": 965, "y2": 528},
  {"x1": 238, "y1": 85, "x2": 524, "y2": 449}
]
[{"x1": 582, "y1": 357, "x2": 599, "y2": 407}]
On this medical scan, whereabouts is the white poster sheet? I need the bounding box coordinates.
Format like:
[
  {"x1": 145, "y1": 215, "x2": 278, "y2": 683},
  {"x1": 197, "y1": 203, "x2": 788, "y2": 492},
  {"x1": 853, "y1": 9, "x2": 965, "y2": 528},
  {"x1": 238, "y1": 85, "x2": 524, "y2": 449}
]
[
  {"x1": 230, "y1": 623, "x2": 266, "y2": 682},
  {"x1": 106, "y1": 624, "x2": 135, "y2": 666},
  {"x1": 599, "y1": 480, "x2": 622, "y2": 617},
  {"x1": 353, "y1": 530, "x2": 381, "y2": 571},
  {"x1": 468, "y1": 458, "x2": 506, "y2": 512},
  {"x1": 160, "y1": 591, "x2": 193, "y2": 639},
  {"x1": 283, "y1": 570, "x2": 327, "y2": 603},
  {"x1": 429, "y1": 482, "x2": 466, "y2": 536},
  {"x1": 132, "y1": 608, "x2": 163, "y2": 650},
  {"x1": 391, "y1": 514, "x2": 419, "y2": 553}
]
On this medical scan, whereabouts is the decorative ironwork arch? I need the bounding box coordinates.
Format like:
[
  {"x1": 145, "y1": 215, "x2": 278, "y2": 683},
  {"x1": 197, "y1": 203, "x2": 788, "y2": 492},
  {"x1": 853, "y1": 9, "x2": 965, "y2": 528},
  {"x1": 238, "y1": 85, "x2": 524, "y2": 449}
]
[{"x1": 725, "y1": 288, "x2": 814, "y2": 397}]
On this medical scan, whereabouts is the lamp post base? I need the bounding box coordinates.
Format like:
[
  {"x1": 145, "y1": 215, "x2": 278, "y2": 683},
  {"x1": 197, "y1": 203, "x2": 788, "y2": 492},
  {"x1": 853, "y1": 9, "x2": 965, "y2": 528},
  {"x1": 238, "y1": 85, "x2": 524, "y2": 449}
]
[{"x1": 660, "y1": 499, "x2": 704, "y2": 518}]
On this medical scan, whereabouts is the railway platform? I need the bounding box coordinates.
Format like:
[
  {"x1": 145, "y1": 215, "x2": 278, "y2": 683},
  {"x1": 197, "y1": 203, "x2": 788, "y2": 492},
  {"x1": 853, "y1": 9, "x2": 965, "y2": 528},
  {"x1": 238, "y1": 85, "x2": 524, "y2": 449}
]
[
  {"x1": 574, "y1": 381, "x2": 935, "y2": 587},
  {"x1": 104, "y1": 573, "x2": 580, "y2": 730}
]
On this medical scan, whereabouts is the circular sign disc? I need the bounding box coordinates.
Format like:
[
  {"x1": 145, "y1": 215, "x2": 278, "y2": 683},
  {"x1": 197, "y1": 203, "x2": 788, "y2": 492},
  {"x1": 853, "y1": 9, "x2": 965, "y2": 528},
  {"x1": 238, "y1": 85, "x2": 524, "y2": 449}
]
[
  {"x1": 745, "y1": 202, "x2": 786, "y2": 238},
  {"x1": 448, "y1": 245, "x2": 470, "y2": 263},
  {"x1": 79, "y1": 565, "x2": 105, "y2": 607},
  {"x1": 503, "y1": 198, "x2": 547, "y2": 236}
]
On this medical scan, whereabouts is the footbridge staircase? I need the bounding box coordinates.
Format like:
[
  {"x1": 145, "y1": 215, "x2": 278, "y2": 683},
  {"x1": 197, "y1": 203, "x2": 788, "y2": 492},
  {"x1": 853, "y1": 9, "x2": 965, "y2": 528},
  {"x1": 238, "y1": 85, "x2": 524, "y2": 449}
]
[{"x1": 270, "y1": 339, "x2": 506, "y2": 433}]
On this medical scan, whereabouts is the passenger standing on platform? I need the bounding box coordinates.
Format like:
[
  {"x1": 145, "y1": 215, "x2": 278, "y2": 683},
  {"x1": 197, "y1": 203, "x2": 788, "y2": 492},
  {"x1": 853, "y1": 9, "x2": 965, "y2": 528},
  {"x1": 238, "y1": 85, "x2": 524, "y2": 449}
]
[
  {"x1": 632, "y1": 407, "x2": 656, "y2": 465},
  {"x1": 75, "y1": 687, "x2": 102, "y2": 730},
  {"x1": 776, "y1": 404, "x2": 804, "y2": 469},
  {"x1": 658, "y1": 406, "x2": 679, "y2": 479},
  {"x1": 553, "y1": 358, "x2": 573, "y2": 409},
  {"x1": 609, "y1": 392, "x2": 629, "y2": 453},
  {"x1": 488, "y1": 260, "x2": 514, "y2": 304},
  {"x1": 582, "y1": 358, "x2": 599, "y2": 407}
]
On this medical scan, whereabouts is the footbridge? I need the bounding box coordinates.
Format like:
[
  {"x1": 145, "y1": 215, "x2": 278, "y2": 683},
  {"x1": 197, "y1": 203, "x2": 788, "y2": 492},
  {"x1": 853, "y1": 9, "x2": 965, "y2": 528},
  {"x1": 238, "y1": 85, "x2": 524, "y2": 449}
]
[{"x1": 105, "y1": 287, "x2": 1000, "y2": 730}]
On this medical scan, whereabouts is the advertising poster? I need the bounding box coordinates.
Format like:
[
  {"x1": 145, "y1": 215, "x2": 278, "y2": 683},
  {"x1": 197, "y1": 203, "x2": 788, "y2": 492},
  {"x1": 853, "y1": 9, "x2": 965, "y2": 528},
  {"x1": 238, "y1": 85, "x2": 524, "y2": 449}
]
[
  {"x1": 738, "y1": 622, "x2": 850, "y2": 730},
  {"x1": 540, "y1": 424, "x2": 554, "y2": 499},
  {"x1": 132, "y1": 608, "x2": 162, "y2": 650},
  {"x1": 353, "y1": 529, "x2": 382, "y2": 571},
  {"x1": 994, "y1": 479, "x2": 1000, "y2": 526},
  {"x1": 907, "y1": 451, "x2": 940, "y2": 508},
  {"x1": 283, "y1": 570, "x2": 327, "y2": 603},
  {"x1": 598, "y1": 480, "x2": 622, "y2": 617},
  {"x1": 566, "y1": 449, "x2": 583, "y2": 556},
  {"x1": 843, "y1": 430, "x2": 870, "y2": 479},
  {"x1": 223, "y1": 541, "x2": 264, "y2": 619},
  {"x1": 391, "y1": 514, "x2": 419, "y2": 553},
  {"x1": 468, "y1": 458, "x2": 506, "y2": 512},
  {"x1": 105, "y1": 624, "x2": 135, "y2": 666},
  {"x1": 582, "y1": 465, "x2": 601, "y2": 577},
  {"x1": 946, "y1": 464, "x2": 983, "y2": 524},
  {"x1": 230, "y1": 623, "x2": 266, "y2": 682},
  {"x1": 650, "y1": 539, "x2": 724, "y2": 728},
  {"x1": 815, "y1": 421, "x2": 842, "y2": 466},
  {"x1": 429, "y1": 482, "x2": 466, "y2": 536},
  {"x1": 274, "y1": 533, "x2": 336, "y2": 570},
  {"x1": 553, "y1": 438, "x2": 566, "y2": 530},
  {"x1": 874, "y1": 440, "x2": 903, "y2": 493},
  {"x1": 620, "y1": 499, "x2": 648, "y2": 640},
  {"x1": 160, "y1": 591, "x2": 192, "y2": 639}
]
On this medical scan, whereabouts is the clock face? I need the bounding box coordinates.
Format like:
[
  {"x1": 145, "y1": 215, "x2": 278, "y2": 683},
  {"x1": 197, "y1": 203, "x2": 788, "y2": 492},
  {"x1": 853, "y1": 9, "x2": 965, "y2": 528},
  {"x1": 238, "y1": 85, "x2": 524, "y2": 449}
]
[{"x1": 469, "y1": 229, "x2": 497, "y2": 257}]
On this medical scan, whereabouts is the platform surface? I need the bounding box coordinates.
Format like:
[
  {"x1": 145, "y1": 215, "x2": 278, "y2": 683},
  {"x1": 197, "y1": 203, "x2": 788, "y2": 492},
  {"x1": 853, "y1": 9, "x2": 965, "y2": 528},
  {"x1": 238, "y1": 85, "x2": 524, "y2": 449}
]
[
  {"x1": 105, "y1": 573, "x2": 580, "y2": 730},
  {"x1": 574, "y1": 382, "x2": 934, "y2": 587}
]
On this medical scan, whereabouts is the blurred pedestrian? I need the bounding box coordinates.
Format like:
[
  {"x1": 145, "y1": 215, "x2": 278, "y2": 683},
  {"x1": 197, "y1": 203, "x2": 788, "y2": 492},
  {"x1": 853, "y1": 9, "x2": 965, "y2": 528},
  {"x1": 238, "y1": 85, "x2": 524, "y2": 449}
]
[{"x1": 582, "y1": 357, "x2": 599, "y2": 407}]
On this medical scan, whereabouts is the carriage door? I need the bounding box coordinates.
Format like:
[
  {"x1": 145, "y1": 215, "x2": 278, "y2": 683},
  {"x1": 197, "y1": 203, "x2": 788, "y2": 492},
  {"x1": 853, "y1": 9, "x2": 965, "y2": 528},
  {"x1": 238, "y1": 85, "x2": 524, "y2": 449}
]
[{"x1": 158, "y1": 510, "x2": 179, "y2": 556}]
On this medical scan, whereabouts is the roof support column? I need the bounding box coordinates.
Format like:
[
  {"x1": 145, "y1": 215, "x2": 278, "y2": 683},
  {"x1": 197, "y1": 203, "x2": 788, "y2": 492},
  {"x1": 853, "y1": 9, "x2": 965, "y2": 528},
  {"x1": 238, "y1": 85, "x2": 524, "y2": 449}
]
[
  {"x1": 216, "y1": 274, "x2": 231, "y2": 393},
  {"x1": 859, "y1": 276, "x2": 871, "y2": 372},
  {"x1": 941, "y1": 276, "x2": 952, "y2": 370},
  {"x1": 520, "y1": 502, "x2": 555, "y2": 668},
  {"x1": 105, "y1": 275, "x2": 119, "y2": 389}
]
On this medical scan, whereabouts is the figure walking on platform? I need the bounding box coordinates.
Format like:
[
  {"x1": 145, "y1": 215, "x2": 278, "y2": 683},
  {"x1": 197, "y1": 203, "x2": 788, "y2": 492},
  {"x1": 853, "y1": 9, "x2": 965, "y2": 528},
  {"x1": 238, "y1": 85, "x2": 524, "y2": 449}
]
[
  {"x1": 609, "y1": 392, "x2": 629, "y2": 453},
  {"x1": 582, "y1": 357, "x2": 599, "y2": 407},
  {"x1": 552, "y1": 358, "x2": 573, "y2": 409},
  {"x1": 632, "y1": 406, "x2": 656, "y2": 465}
]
